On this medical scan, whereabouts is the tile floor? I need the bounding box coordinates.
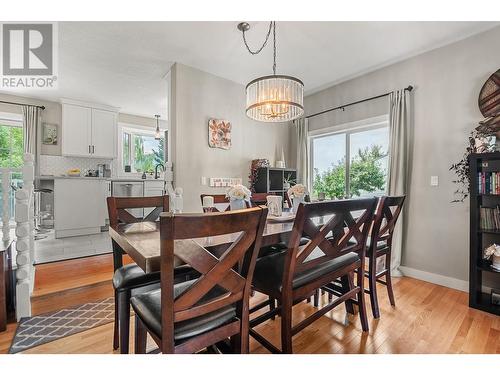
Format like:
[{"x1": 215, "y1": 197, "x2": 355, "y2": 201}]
[{"x1": 34, "y1": 231, "x2": 112, "y2": 264}]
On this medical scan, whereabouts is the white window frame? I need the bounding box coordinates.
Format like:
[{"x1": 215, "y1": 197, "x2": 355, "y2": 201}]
[
  {"x1": 308, "y1": 115, "x2": 389, "y2": 198},
  {"x1": 116, "y1": 122, "x2": 167, "y2": 178}
]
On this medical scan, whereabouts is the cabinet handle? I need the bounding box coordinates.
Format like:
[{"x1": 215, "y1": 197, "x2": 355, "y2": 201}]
[
  {"x1": 92, "y1": 145, "x2": 95, "y2": 154},
  {"x1": 88, "y1": 145, "x2": 91, "y2": 154}
]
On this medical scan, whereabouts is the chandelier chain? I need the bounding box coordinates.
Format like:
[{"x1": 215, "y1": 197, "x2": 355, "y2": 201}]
[
  {"x1": 241, "y1": 21, "x2": 277, "y2": 75},
  {"x1": 241, "y1": 21, "x2": 273, "y2": 55}
]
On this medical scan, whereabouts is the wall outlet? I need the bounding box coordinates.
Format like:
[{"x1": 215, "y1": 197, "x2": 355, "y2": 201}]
[
  {"x1": 430, "y1": 175, "x2": 439, "y2": 186},
  {"x1": 201, "y1": 176, "x2": 207, "y2": 186}
]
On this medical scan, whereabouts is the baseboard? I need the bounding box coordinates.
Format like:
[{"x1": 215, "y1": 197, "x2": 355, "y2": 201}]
[{"x1": 399, "y1": 266, "x2": 469, "y2": 292}]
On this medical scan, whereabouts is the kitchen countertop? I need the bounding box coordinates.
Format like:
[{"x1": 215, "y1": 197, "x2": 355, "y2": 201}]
[{"x1": 38, "y1": 175, "x2": 166, "y2": 182}]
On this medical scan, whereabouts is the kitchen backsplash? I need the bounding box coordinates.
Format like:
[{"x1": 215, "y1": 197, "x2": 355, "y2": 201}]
[{"x1": 39, "y1": 155, "x2": 113, "y2": 176}]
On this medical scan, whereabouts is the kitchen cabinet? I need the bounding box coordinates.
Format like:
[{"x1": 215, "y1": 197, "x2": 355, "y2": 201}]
[
  {"x1": 54, "y1": 178, "x2": 108, "y2": 238},
  {"x1": 61, "y1": 99, "x2": 118, "y2": 159},
  {"x1": 144, "y1": 180, "x2": 165, "y2": 216}
]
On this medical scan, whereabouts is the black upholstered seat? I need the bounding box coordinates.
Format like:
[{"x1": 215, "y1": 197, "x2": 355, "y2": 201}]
[
  {"x1": 112, "y1": 264, "x2": 160, "y2": 291},
  {"x1": 252, "y1": 248, "x2": 360, "y2": 297},
  {"x1": 131, "y1": 279, "x2": 237, "y2": 341}
]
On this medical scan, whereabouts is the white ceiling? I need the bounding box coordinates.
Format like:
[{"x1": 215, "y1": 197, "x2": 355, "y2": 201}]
[{"x1": 2, "y1": 21, "x2": 498, "y2": 118}]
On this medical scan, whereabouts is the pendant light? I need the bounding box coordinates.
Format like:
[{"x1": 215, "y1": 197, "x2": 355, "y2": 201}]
[
  {"x1": 154, "y1": 114, "x2": 161, "y2": 140},
  {"x1": 237, "y1": 21, "x2": 304, "y2": 123}
]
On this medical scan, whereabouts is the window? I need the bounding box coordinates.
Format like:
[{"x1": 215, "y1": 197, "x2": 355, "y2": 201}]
[
  {"x1": 120, "y1": 126, "x2": 166, "y2": 174},
  {"x1": 310, "y1": 117, "x2": 389, "y2": 199},
  {"x1": 0, "y1": 120, "x2": 23, "y2": 168},
  {"x1": 0, "y1": 117, "x2": 23, "y2": 220}
]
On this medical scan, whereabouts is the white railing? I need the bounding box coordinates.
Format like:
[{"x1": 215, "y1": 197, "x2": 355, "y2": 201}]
[
  {"x1": 14, "y1": 153, "x2": 35, "y2": 320},
  {"x1": 0, "y1": 154, "x2": 35, "y2": 320}
]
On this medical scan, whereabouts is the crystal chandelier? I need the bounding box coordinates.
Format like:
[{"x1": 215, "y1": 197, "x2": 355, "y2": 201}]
[{"x1": 238, "y1": 22, "x2": 304, "y2": 123}]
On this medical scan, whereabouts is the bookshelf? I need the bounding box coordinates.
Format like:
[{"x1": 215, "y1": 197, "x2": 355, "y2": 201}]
[
  {"x1": 254, "y1": 167, "x2": 297, "y2": 205},
  {"x1": 469, "y1": 152, "x2": 500, "y2": 316}
]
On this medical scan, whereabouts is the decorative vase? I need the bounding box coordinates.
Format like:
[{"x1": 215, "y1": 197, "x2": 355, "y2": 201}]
[
  {"x1": 230, "y1": 199, "x2": 246, "y2": 211},
  {"x1": 283, "y1": 182, "x2": 290, "y2": 190},
  {"x1": 492, "y1": 254, "x2": 500, "y2": 271},
  {"x1": 292, "y1": 196, "x2": 304, "y2": 214}
]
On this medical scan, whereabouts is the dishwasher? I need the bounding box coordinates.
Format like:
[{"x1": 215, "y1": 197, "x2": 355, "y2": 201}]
[{"x1": 111, "y1": 181, "x2": 144, "y2": 217}]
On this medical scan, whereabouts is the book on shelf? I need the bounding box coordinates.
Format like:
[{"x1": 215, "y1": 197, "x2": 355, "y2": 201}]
[
  {"x1": 477, "y1": 171, "x2": 500, "y2": 194},
  {"x1": 479, "y1": 206, "x2": 500, "y2": 230}
]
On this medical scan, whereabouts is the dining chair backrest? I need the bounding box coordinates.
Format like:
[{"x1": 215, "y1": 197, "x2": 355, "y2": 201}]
[
  {"x1": 250, "y1": 192, "x2": 275, "y2": 206},
  {"x1": 159, "y1": 206, "x2": 268, "y2": 353},
  {"x1": 369, "y1": 195, "x2": 406, "y2": 253},
  {"x1": 200, "y1": 194, "x2": 251, "y2": 211},
  {"x1": 107, "y1": 195, "x2": 170, "y2": 227},
  {"x1": 283, "y1": 198, "x2": 378, "y2": 286}
]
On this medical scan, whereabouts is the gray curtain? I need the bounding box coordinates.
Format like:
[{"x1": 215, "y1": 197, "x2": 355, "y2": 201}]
[
  {"x1": 387, "y1": 89, "x2": 411, "y2": 276},
  {"x1": 293, "y1": 117, "x2": 309, "y2": 188},
  {"x1": 22, "y1": 105, "x2": 42, "y2": 178}
]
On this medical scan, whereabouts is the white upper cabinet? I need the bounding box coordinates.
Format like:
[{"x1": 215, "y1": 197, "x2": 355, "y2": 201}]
[
  {"x1": 92, "y1": 109, "x2": 117, "y2": 158},
  {"x1": 61, "y1": 99, "x2": 119, "y2": 158},
  {"x1": 61, "y1": 104, "x2": 92, "y2": 157}
]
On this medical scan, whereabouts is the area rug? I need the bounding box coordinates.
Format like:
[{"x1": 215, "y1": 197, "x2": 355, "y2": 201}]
[{"x1": 9, "y1": 297, "x2": 114, "y2": 353}]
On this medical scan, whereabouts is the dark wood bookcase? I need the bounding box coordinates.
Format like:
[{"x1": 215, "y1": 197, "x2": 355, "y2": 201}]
[{"x1": 469, "y1": 152, "x2": 500, "y2": 316}]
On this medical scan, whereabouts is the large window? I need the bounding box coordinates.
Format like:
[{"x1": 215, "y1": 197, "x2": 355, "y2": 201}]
[
  {"x1": 311, "y1": 118, "x2": 389, "y2": 199},
  {"x1": 120, "y1": 126, "x2": 166, "y2": 174},
  {"x1": 0, "y1": 117, "x2": 23, "y2": 220},
  {"x1": 0, "y1": 121, "x2": 23, "y2": 168}
]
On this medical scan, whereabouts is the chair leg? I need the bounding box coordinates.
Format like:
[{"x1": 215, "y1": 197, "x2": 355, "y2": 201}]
[
  {"x1": 113, "y1": 290, "x2": 119, "y2": 350},
  {"x1": 341, "y1": 275, "x2": 355, "y2": 315},
  {"x1": 368, "y1": 258, "x2": 381, "y2": 319},
  {"x1": 134, "y1": 315, "x2": 147, "y2": 354},
  {"x1": 356, "y1": 267, "x2": 369, "y2": 332},
  {"x1": 385, "y1": 254, "x2": 396, "y2": 307},
  {"x1": 280, "y1": 297, "x2": 293, "y2": 354},
  {"x1": 118, "y1": 290, "x2": 131, "y2": 354},
  {"x1": 269, "y1": 297, "x2": 276, "y2": 320},
  {"x1": 313, "y1": 289, "x2": 319, "y2": 307}
]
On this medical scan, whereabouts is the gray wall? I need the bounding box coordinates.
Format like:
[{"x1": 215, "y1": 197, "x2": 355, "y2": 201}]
[
  {"x1": 303, "y1": 26, "x2": 500, "y2": 282},
  {"x1": 0, "y1": 93, "x2": 166, "y2": 156},
  {"x1": 170, "y1": 63, "x2": 291, "y2": 212}
]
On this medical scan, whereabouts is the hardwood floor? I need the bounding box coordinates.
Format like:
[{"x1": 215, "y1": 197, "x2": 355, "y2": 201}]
[{"x1": 0, "y1": 254, "x2": 498, "y2": 354}]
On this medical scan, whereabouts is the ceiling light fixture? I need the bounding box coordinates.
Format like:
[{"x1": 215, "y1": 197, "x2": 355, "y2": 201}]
[
  {"x1": 154, "y1": 114, "x2": 161, "y2": 140},
  {"x1": 237, "y1": 21, "x2": 304, "y2": 123}
]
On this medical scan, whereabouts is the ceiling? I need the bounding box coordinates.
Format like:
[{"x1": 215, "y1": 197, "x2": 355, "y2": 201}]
[{"x1": 1, "y1": 21, "x2": 498, "y2": 118}]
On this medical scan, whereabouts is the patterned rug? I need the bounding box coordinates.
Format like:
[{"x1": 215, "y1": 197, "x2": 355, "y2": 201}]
[{"x1": 9, "y1": 297, "x2": 114, "y2": 353}]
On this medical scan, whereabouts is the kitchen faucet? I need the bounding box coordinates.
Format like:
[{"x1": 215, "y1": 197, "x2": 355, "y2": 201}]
[{"x1": 154, "y1": 163, "x2": 165, "y2": 179}]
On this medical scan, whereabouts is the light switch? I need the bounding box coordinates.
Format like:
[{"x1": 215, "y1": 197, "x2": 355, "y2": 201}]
[
  {"x1": 430, "y1": 175, "x2": 439, "y2": 186},
  {"x1": 201, "y1": 176, "x2": 207, "y2": 186}
]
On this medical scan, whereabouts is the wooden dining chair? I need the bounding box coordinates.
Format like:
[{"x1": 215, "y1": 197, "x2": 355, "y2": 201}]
[
  {"x1": 364, "y1": 195, "x2": 405, "y2": 318},
  {"x1": 107, "y1": 196, "x2": 194, "y2": 354},
  {"x1": 249, "y1": 198, "x2": 377, "y2": 353},
  {"x1": 250, "y1": 192, "x2": 275, "y2": 206},
  {"x1": 131, "y1": 206, "x2": 268, "y2": 354}
]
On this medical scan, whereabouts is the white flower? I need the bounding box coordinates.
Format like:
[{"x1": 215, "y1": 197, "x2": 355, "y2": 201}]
[
  {"x1": 287, "y1": 184, "x2": 307, "y2": 199},
  {"x1": 226, "y1": 184, "x2": 252, "y2": 201},
  {"x1": 484, "y1": 244, "x2": 500, "y2": 259}
]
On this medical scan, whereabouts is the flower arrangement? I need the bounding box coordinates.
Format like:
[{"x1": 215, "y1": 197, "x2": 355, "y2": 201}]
[
  {"x1": 226, "y1": 184, "x2": 252, "y2": 202},
  {"x1": 248, "y1": 159, "x2": 270, "y2": 193},
  {"x1": 287, "y1": 184, "x2": 307, "y2": 199},
  {"x1": 484, "y1": 244, "x2": 500, "y2": 271}
]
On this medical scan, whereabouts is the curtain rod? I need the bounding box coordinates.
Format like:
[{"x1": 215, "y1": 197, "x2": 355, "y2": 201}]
[
  {"x1": 305, "y1": 85, "x2": 413, "y2": 120},
  {"x1": 0, "y1": 100, "x2": 45, "y2": 110}
]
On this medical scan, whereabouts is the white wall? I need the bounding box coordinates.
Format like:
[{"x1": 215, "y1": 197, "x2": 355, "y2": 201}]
[
  {"x1": 303, "y1": 26, "x2": 500, "y2": 283},
  {"x1": 170, "y1": 63, "x2": 291, "y2": 212}
]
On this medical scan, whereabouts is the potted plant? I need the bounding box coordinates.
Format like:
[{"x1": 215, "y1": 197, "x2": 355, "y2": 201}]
[
  {"x1": 484, "y1": 244, "x2": 500, "y2": 271},
  {"x1": 226, "y1": 184, "x2": 251, "y2": 210},
  {"x1": 283, "y1": 173, "x2": 296, "y2": 190}
]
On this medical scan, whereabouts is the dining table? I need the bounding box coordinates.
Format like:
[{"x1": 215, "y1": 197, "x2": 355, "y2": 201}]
[{"x1": 108, "y1": 214, "x2": 297, "y2": 274}]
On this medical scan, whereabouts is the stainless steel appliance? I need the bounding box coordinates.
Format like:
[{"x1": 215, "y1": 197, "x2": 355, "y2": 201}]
[{"x1": 111, "y1": 181, "x2": 144, "y2": 217}]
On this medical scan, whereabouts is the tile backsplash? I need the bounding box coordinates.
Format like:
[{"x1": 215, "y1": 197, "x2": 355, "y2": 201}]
[{"x1": 39, "y1": 155, "x2": 113, "y2": 176}]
